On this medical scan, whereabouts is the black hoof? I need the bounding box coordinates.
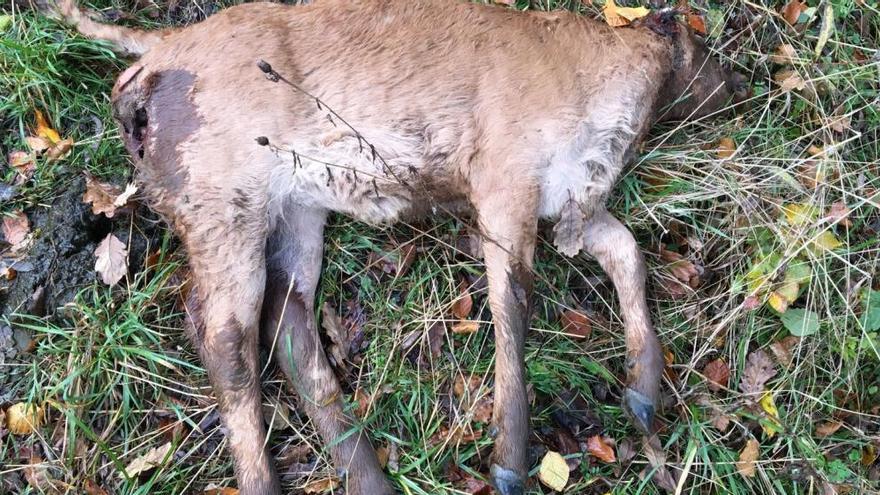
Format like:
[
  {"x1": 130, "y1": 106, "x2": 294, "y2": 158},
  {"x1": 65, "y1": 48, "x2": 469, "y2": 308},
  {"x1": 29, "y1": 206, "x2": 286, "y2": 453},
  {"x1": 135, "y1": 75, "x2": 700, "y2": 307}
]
[
  {"x1": 490, "y1": 464, "x2": 524, "y2": 495},
  {"x1": 624, "y1": 388, "x2": 656, "y2": 434}
]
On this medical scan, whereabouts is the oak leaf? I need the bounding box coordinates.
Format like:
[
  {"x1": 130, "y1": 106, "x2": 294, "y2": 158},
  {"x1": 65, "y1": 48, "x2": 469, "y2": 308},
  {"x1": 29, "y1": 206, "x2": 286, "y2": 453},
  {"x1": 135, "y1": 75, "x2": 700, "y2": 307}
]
[
  {"x1": 739, "y1": 350, "x2": 776, "y2": 398},
  {"x1": 94, "y1": 233, "x2": 128, "y2": 286},
  {"x1": 703, "y1": 358, "x2": 730, "y2": 392}
]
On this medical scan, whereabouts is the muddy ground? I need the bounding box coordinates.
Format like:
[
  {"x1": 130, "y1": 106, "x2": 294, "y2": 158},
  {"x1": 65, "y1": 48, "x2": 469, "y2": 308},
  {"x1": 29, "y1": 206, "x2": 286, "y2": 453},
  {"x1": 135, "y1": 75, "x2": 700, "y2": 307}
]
[{"x1": 0, "y1": 175, "x2": 161, "y2": 401}]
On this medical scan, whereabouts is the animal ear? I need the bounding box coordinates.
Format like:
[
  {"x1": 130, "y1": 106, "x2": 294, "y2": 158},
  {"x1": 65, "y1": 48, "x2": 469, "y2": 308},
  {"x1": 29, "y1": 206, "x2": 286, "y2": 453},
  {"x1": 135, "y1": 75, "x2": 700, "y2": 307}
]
[{"x1": 633, "y1": 7, "x2": 683, "y2": 37}]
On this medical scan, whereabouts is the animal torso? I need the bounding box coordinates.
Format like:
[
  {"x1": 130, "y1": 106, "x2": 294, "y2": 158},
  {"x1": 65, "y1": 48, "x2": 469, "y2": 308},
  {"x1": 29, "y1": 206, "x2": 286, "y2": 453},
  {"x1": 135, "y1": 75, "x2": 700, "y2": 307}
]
[{"x1": 112, "y1": 0, "x2": 674, "y2": 235}]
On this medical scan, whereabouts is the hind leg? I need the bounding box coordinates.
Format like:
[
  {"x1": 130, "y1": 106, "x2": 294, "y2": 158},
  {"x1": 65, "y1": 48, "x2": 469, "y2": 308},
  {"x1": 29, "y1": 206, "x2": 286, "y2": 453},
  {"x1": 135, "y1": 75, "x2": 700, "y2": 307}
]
[
  {"x1": 582, "y1": 209, "x2": 663, "y2": 432},
  {"x1": 181, "y1": 208, "x2": 280, "y2": 494},
  {"x1": 260, "y1": 205, "x2": 391, "y2": 495}
]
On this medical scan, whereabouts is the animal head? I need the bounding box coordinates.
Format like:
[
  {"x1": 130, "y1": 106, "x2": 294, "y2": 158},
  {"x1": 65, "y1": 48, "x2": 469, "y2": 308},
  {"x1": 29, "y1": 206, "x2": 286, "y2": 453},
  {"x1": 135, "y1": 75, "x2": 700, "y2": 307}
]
[{"x1": 640, "y1": 10, "x2": 749, "y2": 121}]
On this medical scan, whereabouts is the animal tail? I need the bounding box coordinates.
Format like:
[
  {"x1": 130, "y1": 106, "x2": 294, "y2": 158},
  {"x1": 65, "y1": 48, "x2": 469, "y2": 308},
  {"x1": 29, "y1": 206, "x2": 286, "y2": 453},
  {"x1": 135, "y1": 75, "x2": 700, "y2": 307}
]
[{"x1": 51, "y1": 0, "x2": 175, "y2": 57}]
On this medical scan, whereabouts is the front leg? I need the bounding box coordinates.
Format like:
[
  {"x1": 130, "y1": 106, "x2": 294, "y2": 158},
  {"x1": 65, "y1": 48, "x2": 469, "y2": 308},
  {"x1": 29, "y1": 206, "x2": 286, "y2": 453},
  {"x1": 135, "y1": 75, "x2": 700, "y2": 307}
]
[
  {"x1": 582, "y1": 209, "x2": 664, "y2": 432},
  {"x1": 471, "y1": 180, "x2": 538, "y2": 495}
]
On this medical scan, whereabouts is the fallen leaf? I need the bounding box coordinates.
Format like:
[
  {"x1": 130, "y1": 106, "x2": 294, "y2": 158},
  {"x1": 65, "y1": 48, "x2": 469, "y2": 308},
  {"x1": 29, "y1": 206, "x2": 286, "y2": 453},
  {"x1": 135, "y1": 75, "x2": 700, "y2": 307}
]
[
  {"x1": 454, "y1": 375, "x2": 494, "y2": 424},
  {"x1": 783, "y1": 203, "x2": 819, "y2": 226},
  {"x1": 560, "y1": 309, "x2": 592, "y2": 339},
  {"x1": 715, "y1": 137, "x2": 737, "y2": 158},
  {"x1": 739, "y1": 350, "x2": 776, "y2": 398},
  {"x1": 828, "y1": 115, "x2": 851, "y2": 134},
  {"x1": 586, "y1": 435, "x2": 616, "y2": 463},
  {"x1": 8, "y1": 151, "x2": 35, "y2": 179},
  {"x1": 815, "y1": 420, "x2": 843, "y2": 437},
  {"x1": 83, "y1": 175, "x2": 132, "y2": 218},
  {"x1": 3, "y1": 211, "x2": 30, "y2": 250},
  {"x1": 321, "y1": 302, "x2": 350, "y2": 367},
  {"x1": 302, "y1": 477, "x2": 340, "y2": 494},
  {"x1": 774, "y1": 69, "x2": 806, "y2": 92},
  {"x1": 861, "y1": 444, "x2": 877, "y2": 466},
  {"x1": 553, "y1": 198, "x2": 585, "y2": 257},
  {"x1": 769, "y1": 44, "x2": 798, "y2": 65},
  {"x1": 0, "y1": 14, "x2": 11, "y2": 32},
  {"x1": 769, "y1": 335, "x2": 800, "y2": 367},
  {"x1": 202, "y1": 488, "x2": 239, "y2": 495},
  {"x1": 736, "y1": 438, "x2": 760, "y2": 477},
  {"x1": 6, "y1": 402, "x2": 44, "y2": 435},
  {"x1": 123, "y1": 442, "x2": 173, "y2": 478},
  {"x1": 781, "y1": 0, "x2": 806, "y2": 25},
  {"x1": 34, "y1": 110, "x2": 61, "y2": 144},
  {"x1": 451, "y1": 281, "x2": 473, "y2": 319},
  {"x1": 25, "y1": 455, "x2": 65, "y2": 493},
  {"x1": 83, "y1": 478, "x2": 110, "y2": 495},
  {"x1": 660, "y1": 248, "x2": 701, "y2": 288},
  {"x1": 94, "y1": 233, "x2": 128, "y2": 286},
  {"x1": 759, "y1": 392, "x2": 781, "y2": 437},
  {"x1": 811, "y1": 231, "x2": 842, "y2": 252},
  {"x1": 687, "y1": 14, "x2": 706, "y2": 34},
  {"x1": 452, "y1": 320, "x2": 480, "y2": 334},
  {"x1": 780, "y1": 308, "x2": 821, "y2": 336},
  {"x1": 641, "y1": 435, "x2": 678, "y2": 491},
  {"x1": 604, "y1": 0, "x2": 650, "y2": 27},
  {"x1": 114, "y1": 183, "x2": 138, "y2": 207},
  {"x1": 45, "y1": 138, "x2": 73, "y2": 162},
  {"x1": 711, "y1": 410, "x2": 731, "y2": 431},
  {"x1": 703, "y1": 359, "x2": 730, "y2": 392},
  {"x1": 538, "y1": 451, "x2": 569, "y2": 492}
]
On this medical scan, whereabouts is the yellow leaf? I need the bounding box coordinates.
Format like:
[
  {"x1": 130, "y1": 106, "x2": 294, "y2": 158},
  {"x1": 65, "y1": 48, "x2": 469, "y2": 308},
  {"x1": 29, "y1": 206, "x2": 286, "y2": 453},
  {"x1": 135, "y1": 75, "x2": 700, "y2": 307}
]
[
  {"x1": 34, "y1": 110, "x2": 61, "y2": 144},
  {"x1": 538, "y1": 450, "x2": 569, "y2": 492},
  {"x1": 812, "y1": 231, "x2": 842, "y2": 251},
  {"x1": 603, "y1": 0, "x2": 649, "y2": 27},
  {"x1": 6, "y1": 402, "x2": 45, "y2": 435},
  {"x1": 768, "y1": 292, "x2": 789, "y2": 313},
  {"x1": 759, "y1": 392, "x2": 780, "y2": 438},
  {"x1": 782, "y1": 203, "x2": 818, "y2": 225},
  {"x1": 776, "y1": 280, "x2": 800, "y2": 304}
]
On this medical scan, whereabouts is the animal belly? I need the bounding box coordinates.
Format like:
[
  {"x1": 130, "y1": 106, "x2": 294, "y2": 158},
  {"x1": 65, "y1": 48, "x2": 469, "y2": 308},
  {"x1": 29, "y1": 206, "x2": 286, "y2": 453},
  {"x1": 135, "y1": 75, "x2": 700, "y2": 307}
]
[{"x1": 267, "y1": 131, "x2": 421, "y2": 225}]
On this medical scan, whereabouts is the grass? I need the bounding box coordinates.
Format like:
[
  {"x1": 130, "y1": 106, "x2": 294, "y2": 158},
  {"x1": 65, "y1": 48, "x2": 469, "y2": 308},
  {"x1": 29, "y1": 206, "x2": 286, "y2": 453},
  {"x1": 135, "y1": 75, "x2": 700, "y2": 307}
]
[{"x1": 1, "y1": 0, "x2": 879, "y2": 493}]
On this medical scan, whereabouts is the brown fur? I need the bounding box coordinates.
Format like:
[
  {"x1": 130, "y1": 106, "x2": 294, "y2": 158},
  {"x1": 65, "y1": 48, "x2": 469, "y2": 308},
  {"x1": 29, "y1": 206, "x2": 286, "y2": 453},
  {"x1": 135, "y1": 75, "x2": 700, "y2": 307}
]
[{"x1": 54, "y1": 1, "x2": 745, "y2": 493}]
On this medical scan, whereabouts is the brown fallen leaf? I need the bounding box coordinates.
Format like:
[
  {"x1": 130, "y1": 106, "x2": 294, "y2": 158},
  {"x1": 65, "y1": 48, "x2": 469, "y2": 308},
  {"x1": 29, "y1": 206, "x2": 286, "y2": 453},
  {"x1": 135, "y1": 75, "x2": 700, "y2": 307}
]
[
  {"x1": 774, "y1": 69, "x2": 807, "y2": 92},
  {"x1": 94, "y1": 233, "x2": 128, "y2": 286},
  {"x1": 769, "y1": 335, "x2": 800, "y2": 367},
  {"x1": 781, "y1": 0, "x2": 806, "y2": 25},
  {"x1": 83, "y1": 478, "x2": 110, "y2": 495},
  {"x1": 302, "y1": 477, "x2": 340, "y2": 494},
  {"x1": 3, "y1": 211, "x2": 30, "y2": 250},
  {"x1": 769, "y1": 44, "x2": 798, "y2": 65},
  {"x1": 826, "y1": 201, "x2": 852, "y2": 228},
  {"x1": 715, "y1": 137, "x2": 736, "y2": 159},
  {"x1": 711, "y1": 410, "x2": 731, "y2": 432},
  {"x1": 660, "y1": 248, "x2": 701, "y2": 288},
  {"x1": 451, "y1": 280, "x2": 473, "y2": 319},
  {"x1": 123, "y1": 442, "x2": 173, "y2": 478},
  {"x1": 25, "y1": 454, "x2": 67, "y2": 493},
  {"x1": 739, "y1": 350, "x2": 776, "y2": 399},
  {"x1": 586, "y1": 435, "x2": 616, "y2": 463},
  {"x1": 560, "y1": 309, "x2": 592, "y2": 339},
  {"x1": 8, "y1": 151, "x2": 35, "y2": 179},
  {"x1": 687, "y1": 14, "x2": 706, "y2": 35},
  {"x1": 452, "y1": 320, "x2": 480, "y2": 335},
  {"x1": 321, "y1": 302, "x2": 350, "y2": 367},
  {"x1": 83, "y1": 174, "x2": 137, "y2": 218},
  {"x1": 703, "y1": 358, "x2": 730, "y2": 392},
  {"x1": 736, "y1": 438, "x2": 760, "y2": 477},
  {"x1": 454, "y1": 374, "x2": 494, "y2": 423},
  {"x1": 815, "y1": 420, "x2": 843, "y2": 437}
]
